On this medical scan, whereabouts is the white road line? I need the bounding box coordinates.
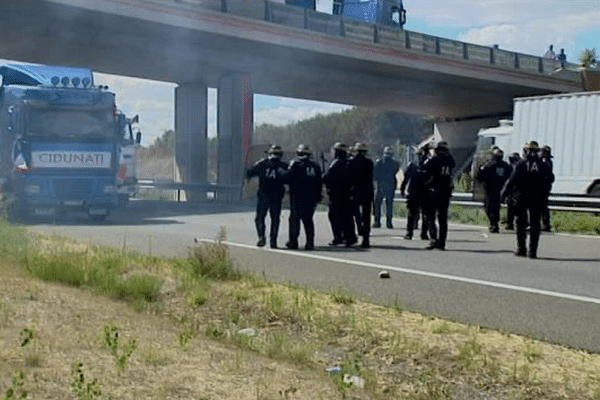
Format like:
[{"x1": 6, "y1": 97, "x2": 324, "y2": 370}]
[{"x1": 207, "y1": 240, "x2": 600, "y2": 306}]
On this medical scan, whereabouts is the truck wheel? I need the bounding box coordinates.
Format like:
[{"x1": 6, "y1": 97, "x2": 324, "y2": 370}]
[
  {"x1": 587, "y1": 180, "x2": 600, "y2": 197},
  {"x1": 88, "y1": 214, "x2": 107, "y2": 222},
  {"x1": 118, "y1": 194, "x2": 130, "y2": 207},
  {"x1": 3, "y1": 196, "x2": 25, "y2": 222}
]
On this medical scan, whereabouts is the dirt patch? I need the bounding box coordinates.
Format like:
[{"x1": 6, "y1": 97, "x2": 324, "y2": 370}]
[{"x1": 0, "y1": 273, "x2": 340, "y2": 399}]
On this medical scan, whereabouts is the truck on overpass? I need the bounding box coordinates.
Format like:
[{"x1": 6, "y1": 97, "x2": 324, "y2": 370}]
[
  {"x1": 285, "y1": 0, "x2": 406, "y2": 27},
  {"x1": 0, "y1": 62, "x2": 123, "y2": 221}
]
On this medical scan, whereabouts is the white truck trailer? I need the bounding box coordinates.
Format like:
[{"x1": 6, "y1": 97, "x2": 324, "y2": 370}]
[{"x1": 478, "y1": 91, "x2": 600, "y2": 195}]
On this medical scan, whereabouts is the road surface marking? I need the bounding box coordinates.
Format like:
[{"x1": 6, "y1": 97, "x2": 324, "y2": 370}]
[{"x1": 210, "y1": 240, "x2": 600, "y2": 306}]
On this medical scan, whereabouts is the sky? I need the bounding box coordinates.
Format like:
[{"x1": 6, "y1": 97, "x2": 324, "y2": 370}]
[{"x1": 10, "y1": 1, "x2": 600, "y2": 146}]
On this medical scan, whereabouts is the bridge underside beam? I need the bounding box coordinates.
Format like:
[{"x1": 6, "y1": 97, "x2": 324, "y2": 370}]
[{"x1": 175, "y1": 83, "x2": 208, "y2": 201}]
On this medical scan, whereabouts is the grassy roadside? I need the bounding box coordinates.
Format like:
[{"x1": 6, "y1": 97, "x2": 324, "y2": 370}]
[
  {"x1": 2, "y1": 219, "x2": 600, "y2": 399},
  {"x1": 394, "y1": 203, "x2": 600, "y2": 235}
]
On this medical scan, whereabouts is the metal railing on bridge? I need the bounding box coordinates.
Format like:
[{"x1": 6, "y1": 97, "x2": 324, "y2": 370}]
[{"x1": 167, "y1": 0, "x2": 582, "y2": 84}]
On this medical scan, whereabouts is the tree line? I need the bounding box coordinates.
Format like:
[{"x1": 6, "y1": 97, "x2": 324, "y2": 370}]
[{"x1": 138, "y1": 107, "x2": 433, "y2": 182}]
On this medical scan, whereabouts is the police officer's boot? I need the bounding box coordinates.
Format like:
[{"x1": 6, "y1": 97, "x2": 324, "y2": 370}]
[{"x1": 360, "y1": 236, "x2": 370, "y2": 248}]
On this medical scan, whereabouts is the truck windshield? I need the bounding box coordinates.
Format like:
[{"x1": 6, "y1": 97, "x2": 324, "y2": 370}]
[{"x1": 25, "y1": 108, "x2": 115, "y2": 140}]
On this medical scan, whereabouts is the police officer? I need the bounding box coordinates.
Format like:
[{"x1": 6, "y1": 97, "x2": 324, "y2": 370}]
[
  {"x1": 501, "y1": 141, "x2": 554, "y2": 259},
  {"x1": 373, "y1": 146, "x2": 400, "y2": 229},
  {"x1": 286, "y1": 144, "x2": 323, "y2": 251},
  {"x1": 422, "y1": 141, "x2": 455, "y2": 250},
  {"x1": 504, "y1": 152, "x2": 521, "y2": 230},
  {"x1": 246, "y1": 144, "x2": 289, "y2": 248},
  {"x1": 347, "y1": 142, "x2": 374, "y2": 248},
  {"x1": 400, "y1": 145, "x2": 429, "y2": 240},
  {"x1": 476, "y1": 147, "x2": 512, "y2": 233},
  {"x1": 540, "y1": 145, "x2": 554, "y2": 232},
  {"x1": 323, "y1": 142, "x2": 357, "y2": 247}
]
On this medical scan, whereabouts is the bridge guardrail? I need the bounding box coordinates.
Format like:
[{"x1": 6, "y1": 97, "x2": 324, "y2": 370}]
[{"x1": 168, "y1": 0, "x2": 582, "y2": 84}]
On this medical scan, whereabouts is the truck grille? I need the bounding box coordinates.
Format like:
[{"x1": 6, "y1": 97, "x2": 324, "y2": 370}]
[{"x1": 52, "y1": 179, "x2": 94, "y2": 200}]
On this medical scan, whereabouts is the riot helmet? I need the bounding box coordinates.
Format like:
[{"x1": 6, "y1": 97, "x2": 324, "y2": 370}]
[
  {"x1": 296, "y1": 144, "x2": 311, "y2": 156},
  {"x1": 267, "y1": 144, "x2": 283, "y2": 157}
]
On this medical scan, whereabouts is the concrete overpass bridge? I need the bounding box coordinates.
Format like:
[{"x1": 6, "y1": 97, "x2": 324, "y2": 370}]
[{"x1": 0, "y1": 0, "x2": 584, "y2": 200}]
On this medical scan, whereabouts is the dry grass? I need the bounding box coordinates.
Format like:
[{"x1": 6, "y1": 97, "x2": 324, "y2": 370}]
[{"x1": 2, "y1": 229, "x2": 600, "y2": 399}]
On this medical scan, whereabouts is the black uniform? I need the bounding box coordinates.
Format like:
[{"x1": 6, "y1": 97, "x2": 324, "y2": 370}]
[
  {"x1": 400, "y1": 156, "x2": 428, "y2": 239},
  {"x1": 476, "y1": 157, "x2": 512, "y2": 232},
  {"x1": 373, "y1": 154, "x2": 400, "y2": 228},
  {"x1": 323, "y1": 154, "x2": 356, "y2": 246},
  {"x1": 286, "y1": 155, "x2": 322, "y2": 250},
  {"x1": 246, "y1": 155, "x2": 288, "y2": 248},
  {"x1": 503, "y1": 153, "x2": 521, "y2": 230},
  {"x1": 347, "y1": 152, "x2": 374, "y2": 247},
  {"x1": 501, "y1": 153, "x2": 554, "y2": 258},
  {"x1": 540, "y1": 155, "x2": 554, "y2": 232},
  {"x1": 422, "y1": 148, "x2": 455, "y2": 250}
]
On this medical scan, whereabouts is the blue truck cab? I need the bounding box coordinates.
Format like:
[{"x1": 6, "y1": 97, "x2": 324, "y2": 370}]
[
  {"x1": 286, "y1": 0, "x2": 406, "y2": 27},
  {"x1": 0, "y1": 63, "x2": 120, "y2": 221}
]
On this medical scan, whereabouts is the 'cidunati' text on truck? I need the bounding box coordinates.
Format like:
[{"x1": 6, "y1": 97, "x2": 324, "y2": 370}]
[{"x1": 0, "y1": 62, "x2": 122, "y2": 221}]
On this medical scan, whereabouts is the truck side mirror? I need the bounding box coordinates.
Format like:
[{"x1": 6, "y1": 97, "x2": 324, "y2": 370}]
[{"x1": 135, "y1": 131, "x2": 142, "y2": 145}]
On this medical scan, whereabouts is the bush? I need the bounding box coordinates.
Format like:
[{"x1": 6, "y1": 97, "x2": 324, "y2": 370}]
[
  {"x1": 187, "y1": 228, "x2": 239, "y2": 281},
  {"x1": 26, "y1": 253, "x2": 87, "y2": 287},
  {"x1": 117, "y1": 274, "x2": 163, "y2": 302}
]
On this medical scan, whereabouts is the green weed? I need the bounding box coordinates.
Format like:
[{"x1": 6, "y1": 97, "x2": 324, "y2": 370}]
[
  {"x1": 186, "y1": 286, "x2": 209, "y2": 307},
  {"x1": 331, "y1": 287, "x2": 355, "y2": 305},
  {"x1": 103, "y1": 323, "x2": 137, "y2": 374},
  {"x1": 2, "y1": 370, "x2": 27, "y2": 400},
  {"x1": 71, "y1": 361, "x2": 102, "y2": 400},
  {"x1": 178, "y1": 330, "x2": 193, "y2": 351}
]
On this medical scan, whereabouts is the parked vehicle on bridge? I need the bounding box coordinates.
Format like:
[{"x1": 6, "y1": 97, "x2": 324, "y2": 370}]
[
  {"x1": 285, "y1": 0, "x2": 406, "y2": 27},
  {"x1": 116, "y1": 112, "x2": 141, "y2": 206},
  {"x1": 477, "y1": 91, "x2": 600, "y2": 196},
  {"x1": 0, "y1": 62, "x2": 122, "y2": 221}
]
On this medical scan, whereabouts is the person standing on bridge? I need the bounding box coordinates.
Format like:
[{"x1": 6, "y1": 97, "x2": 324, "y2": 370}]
[
  {"x1": 373, "y1": 146, "x2": 400, "y2": 229},
  {"x1": 476, "y1": 147, "x2": 512, "y2": 233},
  {"x1": 501, "y1": 141, "x2": 554, "y2": 259},
  {"x1": 246, "y1": 144, "x2": 289, "y2": 248},
  {"x1": 422, "y1": 141, "x2": 455, "y2": 250},
  {"x1": 347, "y1": 142, "x2": 374, "y2": 248},
  {"x1": 544, "y1": 44, "x2": 557, "y2": 60},
  {"x1": 285, "y1": 144, "x2": 322, "y2": 251}
]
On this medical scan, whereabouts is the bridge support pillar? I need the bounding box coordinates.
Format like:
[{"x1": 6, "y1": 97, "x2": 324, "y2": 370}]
[
  {"x1": 434, "y1": 117, "x2": 501, "y2": 175},
  {"x1": 217, "y1": 73, "x2": 253, "y2": 202},
  {"x1": 175, "y1": 83, "x2": 208, "y2": 202}
]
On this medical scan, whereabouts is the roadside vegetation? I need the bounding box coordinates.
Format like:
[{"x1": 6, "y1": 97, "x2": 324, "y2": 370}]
[{"x1": 2, "y1": 218, "x2": 600, "y2": 399}]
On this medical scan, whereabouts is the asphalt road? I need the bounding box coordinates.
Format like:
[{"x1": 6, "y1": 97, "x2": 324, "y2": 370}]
[{"x1": 26, "y1": 200, "x2": 600, "y2": 352}]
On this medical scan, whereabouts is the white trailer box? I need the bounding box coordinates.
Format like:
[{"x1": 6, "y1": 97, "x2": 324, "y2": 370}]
[{"x1": 478, "y1": 91, "x2": 600, "y2": 195}]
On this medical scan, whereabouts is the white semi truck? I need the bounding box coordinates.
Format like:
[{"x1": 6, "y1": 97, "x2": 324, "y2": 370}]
[{"x1": 478, "y1": 91, "x2": 600, "y2": 196}]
